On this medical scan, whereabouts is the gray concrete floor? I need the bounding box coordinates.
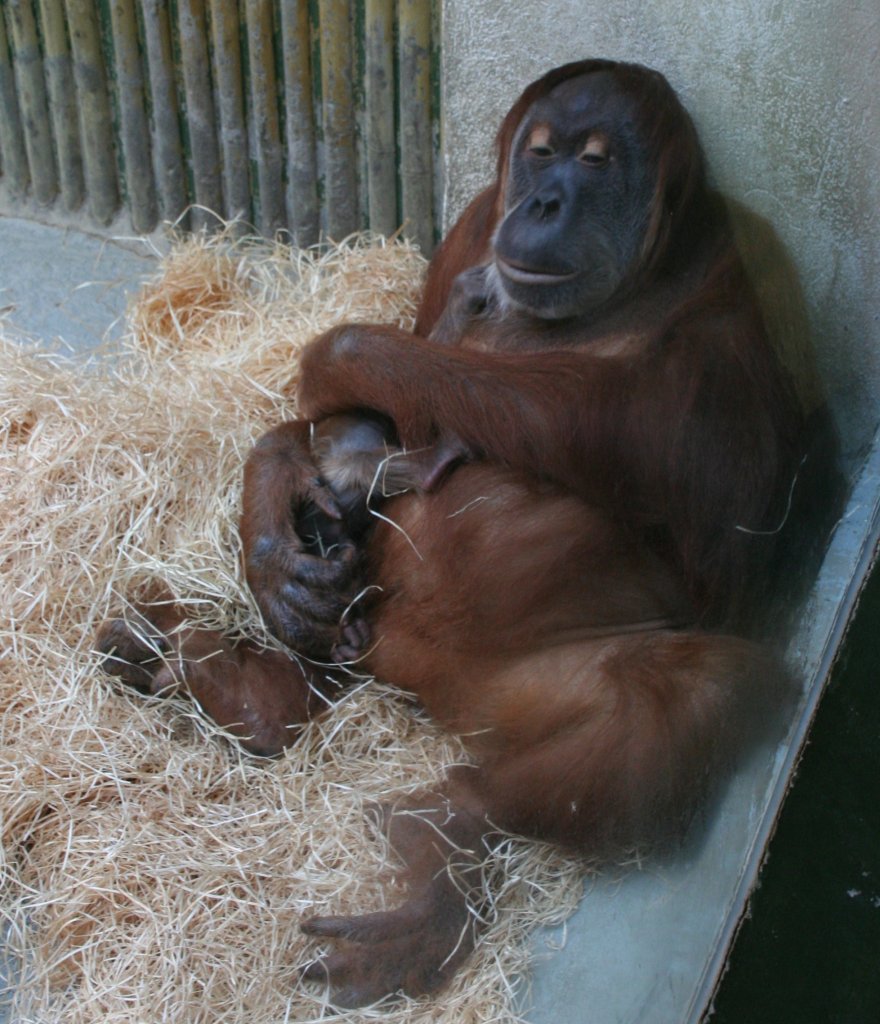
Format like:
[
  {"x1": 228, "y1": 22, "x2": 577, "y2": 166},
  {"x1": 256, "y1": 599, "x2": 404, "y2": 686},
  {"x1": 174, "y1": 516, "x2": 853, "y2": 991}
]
[{"x1": 0, "y1": 216, "x2": 157, "y2": 353}]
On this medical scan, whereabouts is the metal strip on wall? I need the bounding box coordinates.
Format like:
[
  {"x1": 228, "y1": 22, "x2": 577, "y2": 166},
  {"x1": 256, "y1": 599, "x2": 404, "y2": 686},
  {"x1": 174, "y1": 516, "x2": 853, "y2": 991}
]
[{"x1": 0, "y1": 0, "x2": 438, "y2": 251}]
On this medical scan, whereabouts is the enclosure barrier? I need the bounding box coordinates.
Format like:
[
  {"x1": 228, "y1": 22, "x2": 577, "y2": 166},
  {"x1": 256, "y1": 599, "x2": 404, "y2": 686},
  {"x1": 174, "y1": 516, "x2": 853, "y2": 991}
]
[{"x1": 0, "y1": 0, "x2": 438, "y2": 251}]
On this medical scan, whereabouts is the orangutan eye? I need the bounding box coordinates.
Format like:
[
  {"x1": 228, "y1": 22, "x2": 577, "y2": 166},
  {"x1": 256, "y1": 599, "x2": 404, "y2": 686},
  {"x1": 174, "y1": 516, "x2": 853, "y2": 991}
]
[
  {"x1": 525, "y1": 125, "x2": 555, "y2": 158},
  {"x1": 579, "y1": 134, "x2": 610, "y2": 166}
]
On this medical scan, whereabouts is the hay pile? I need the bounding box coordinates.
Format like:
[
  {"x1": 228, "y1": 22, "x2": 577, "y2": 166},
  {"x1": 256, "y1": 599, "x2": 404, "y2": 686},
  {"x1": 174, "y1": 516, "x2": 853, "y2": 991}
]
[{"x1": 0, "y1": 234, "x2": 584, "y2": 1023}]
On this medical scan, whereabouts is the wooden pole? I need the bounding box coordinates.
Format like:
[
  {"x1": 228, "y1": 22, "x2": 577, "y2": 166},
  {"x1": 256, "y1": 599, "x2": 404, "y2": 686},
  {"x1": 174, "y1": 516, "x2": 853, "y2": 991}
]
[
  {"x1": 278, "y1": 0, "x2": 319, "y2": 244},
  {"x1": 142, "y1": 0, "x2": 188, "y2": 227},
  {"x1": 0, "y1": 6, "x2": 30, "y2": 198},
  {"x1": 37, "y1": 0, "x2": 84, "y2": 212},
  {"x1": 245, "y1": 0, "x2": 284, "y2": 236},
  {"x1": 398, "y1": 0, "x2": 433, "y2": 253},
  {"x1": 65, "y1": 0, "x2": 118, "y2": 224},
  {"x1": 8, "y1": 0, "x2": 57, "y2": 206},
  {"x1": 209, "y1": 0, "x2": 250, "y2": 228},
  {"x1": 108, "y1": 0, "x2": 157, "y2": 232},
  {"x1": 177, "y1": 0, "x2": 223, "y2": 230},
  {"x1": 364, "y1": 0, "x2": 397, "y2": 236},
  {"x1": 318, "y1": 0, "x2": 358, "y2": 239}
]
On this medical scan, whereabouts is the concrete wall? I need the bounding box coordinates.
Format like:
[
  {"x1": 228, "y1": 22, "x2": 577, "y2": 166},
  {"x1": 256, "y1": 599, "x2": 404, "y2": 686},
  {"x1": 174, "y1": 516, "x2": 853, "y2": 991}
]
[{"x1": 440, "y1": 0, "x2": 880, "y2": 462}]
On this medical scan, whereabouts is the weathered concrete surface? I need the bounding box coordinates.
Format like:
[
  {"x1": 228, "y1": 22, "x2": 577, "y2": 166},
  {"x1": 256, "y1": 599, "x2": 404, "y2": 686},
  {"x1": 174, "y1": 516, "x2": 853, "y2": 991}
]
[{"x1": 0, "y1": 216, "x2": 155, "y2": 353}]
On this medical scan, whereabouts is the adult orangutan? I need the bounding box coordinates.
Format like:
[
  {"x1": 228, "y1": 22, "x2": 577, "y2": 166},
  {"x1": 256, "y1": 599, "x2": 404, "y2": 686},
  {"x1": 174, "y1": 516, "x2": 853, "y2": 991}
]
[{"x1": 98, "y1": 60, "x2": 840, "y2": 1006}]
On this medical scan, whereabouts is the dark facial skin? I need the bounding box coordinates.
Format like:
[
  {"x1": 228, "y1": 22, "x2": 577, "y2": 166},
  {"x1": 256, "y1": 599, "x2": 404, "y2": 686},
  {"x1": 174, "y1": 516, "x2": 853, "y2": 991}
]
[{"x1": 493, "y1": 72, "x2": 656, "y2": 319}]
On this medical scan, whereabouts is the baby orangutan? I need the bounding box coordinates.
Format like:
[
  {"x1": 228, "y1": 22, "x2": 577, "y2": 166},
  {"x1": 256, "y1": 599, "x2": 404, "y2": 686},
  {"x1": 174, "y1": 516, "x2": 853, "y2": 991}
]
[
  {"x1": 299, "y1": 413, "x2": 468, "y2": 662},
  {"x1": 302, "y1": 412, "x2": 467, "y2": 554},
  {"x1": 97, "y1": 416, "x2": 466, "y2": 754}
]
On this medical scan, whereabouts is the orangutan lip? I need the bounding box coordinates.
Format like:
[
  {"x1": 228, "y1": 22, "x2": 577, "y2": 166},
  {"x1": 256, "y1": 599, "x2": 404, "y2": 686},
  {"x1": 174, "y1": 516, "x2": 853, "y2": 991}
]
[{"x1": 496, "y1": 257, "x2": 578, "y2": 286}]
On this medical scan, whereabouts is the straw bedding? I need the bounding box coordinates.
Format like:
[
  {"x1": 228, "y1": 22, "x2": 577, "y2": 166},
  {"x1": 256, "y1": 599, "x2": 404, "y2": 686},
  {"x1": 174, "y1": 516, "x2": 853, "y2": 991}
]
[{"x1": 0, "y1": 234, "x2": 585, "y2": 1023}]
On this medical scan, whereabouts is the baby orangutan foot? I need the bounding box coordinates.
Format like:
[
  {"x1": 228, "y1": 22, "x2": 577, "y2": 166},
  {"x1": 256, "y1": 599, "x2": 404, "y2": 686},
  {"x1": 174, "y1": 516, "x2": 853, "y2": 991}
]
[
  {"x1": 95, "y1": 606, "x2": 173, "y2": 695},
  {"x1": 330, "y1": 616, "x2": 372, "y2": 665},
  {"x1": 301, "y1": 786, "x2": 489, "y2": 1006},
  {"x1": 96, "y1": 596, "x2": 325, "y2": 756}
]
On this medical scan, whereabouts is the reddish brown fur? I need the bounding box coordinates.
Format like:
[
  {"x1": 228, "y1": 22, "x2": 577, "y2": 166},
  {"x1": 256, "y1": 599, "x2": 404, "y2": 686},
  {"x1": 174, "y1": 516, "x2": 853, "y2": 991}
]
[
  {"x1": 98, "y1": 60, "x2": 840, "y2": 1007},
  {"x1": 96, "y1": 598, "x2": 327, "y2": 757}
]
